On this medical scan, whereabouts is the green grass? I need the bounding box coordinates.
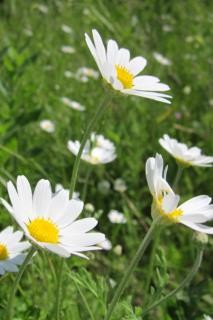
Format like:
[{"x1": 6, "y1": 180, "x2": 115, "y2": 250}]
[{"x1": 0, "y1": 0, "x2": 213, "y2": 319}]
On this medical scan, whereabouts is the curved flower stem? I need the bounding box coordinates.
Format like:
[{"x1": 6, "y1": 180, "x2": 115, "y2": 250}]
[
  {"x1": 104, "y1": 216, "x2": 162, "y2": 320},
  {"x1": 6, "y1": 247, "x2": 35, "y2": 320},
  {"x1": 69, "y1": 93, "x2": 112, "y2": 196},
  {"x1": 172, "y1": 166, "x2": 183, "y2": 192},
  {"x1": 141, "y1": 246, "x2": 204, "y2": 317},
  {"x1": 82, "y1": 165, "x2": 93, "y2": 203},
  {"x1": 55, "y1": 93, "x2": 112, "y2": 320}
]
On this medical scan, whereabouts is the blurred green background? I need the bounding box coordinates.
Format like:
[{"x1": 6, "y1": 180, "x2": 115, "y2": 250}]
[{"x1": 0, "y1": 0, "x2": 212, "y2": 319}]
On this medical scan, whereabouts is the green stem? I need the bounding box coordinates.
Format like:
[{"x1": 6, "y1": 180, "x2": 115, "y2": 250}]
[
  {"x1": 141, "y1": 247, "x2": 204, "y2": 317},
  {"x1": 6, "y1": 247, "x2": 35, "y2": 320},
  {"x1": 55, "y1": 93, "x2": 112, "y2": 320},
  {"x1": 74, "y1": 280, "x2": 95, "y2": 320},
  {"x1": 172, "y1": 166, "x2": 183, "y2": 192},
  {"x1": 104, "y1": 216, "x2": 162, "y2": 320},
  {"x1": 69, "y1": 94, "x2": 112, "y2": 197},
  {"x1": 82, "y1": 166, "x2": 93, "y2": 203}
]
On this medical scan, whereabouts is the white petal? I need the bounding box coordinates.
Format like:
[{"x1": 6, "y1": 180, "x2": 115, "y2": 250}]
[
  {"x1": 63, "y1": 232, "x2": 105, "y2": 246},
  {"x1": 33, "y1": 179, "x2": 51, "y2": 218},
  {"x1": 49, "y1": 190, "x2": 69, "y2": 222},
  {"x1": 179, "y1": 195, "x2": 212, "y2": 215},
  {"x1": 61, "y1": 218, "x2": 97, "y2": 235},
  {"x1": 16, "y1": 176, "x2": 34, "y2": 219},
  {"x1": 127, "y1": 56, "x2": 147, "y2": 75},
  {"x1": 181, "y1": 221, "x2": 213, "y2": 234},
  {"x1": 133, "y1": 76, "x2": 170, "y2": 91},
  {"x1": 56, "y1": 199, "x2": 84, "y2": 226},
  {"x1": 107, "y1": 39, "x2": 119, "y2": 65},
  {"x1": 44, "y1": 244, "x2": 70, "y2": 257},
  {"x1": 92, "y1": 29, "x2": 106, "y2": 63},
  {"x1": 115, "y1": 48, "x2": 130, "y2": 65}
]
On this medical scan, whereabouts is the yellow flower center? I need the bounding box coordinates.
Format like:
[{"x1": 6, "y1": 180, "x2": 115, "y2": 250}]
[
  {"x1": 27, "y1": 218, "x2": 59, "y2": 243},
  {"x1": 115, "y1": 65, "x2": 133, "y2": 89},
  {"x1": 156, "y1": 198, "x2": 183, "y2": 222},
  {"x1": 0, "y1": 243, "x2": 8, "y2": 260}
]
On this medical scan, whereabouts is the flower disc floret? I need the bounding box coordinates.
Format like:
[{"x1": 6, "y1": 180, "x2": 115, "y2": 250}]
[
  {"x1": 27, "y1": 218, "x2": 59, "y2": 243},
  {"x1": 0, "y1": 244, "x2": 8, "y2": 260}
]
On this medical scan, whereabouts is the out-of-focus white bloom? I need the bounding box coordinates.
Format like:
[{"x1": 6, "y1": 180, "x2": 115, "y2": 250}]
[
  {"x1": 61, "y1": 24, "x2": 73, "y2": 34},
  {"x1": 23, "y1": 28, "x2": 33, "y2": 37},
  {"x1": 68, "y1": 132, "x2": 116, "y2": 165},
  {"x1": 76, "y1": 67, "x2": 99, "y2": 82},
  {"x1": 85, "y1": 29, "x2": 171, "y2": 103},
  {"x1": 64, "y1": 70, "x2": 74, "y2": 78},
  {"x1": 1, "y1": 176, "x2": 105, "y2": 258},
  {"x1": 114, "y1": 178, "x2": 127, "y2": 193},
  {"x1": 203, "y1": 315, "x2": 213, "y2": 320},
  {"x1": 55, "y1": 184, "x2": 80, "y2": 200},
  {"x1": 98, "y1": 180, "x2": 111, "y2": 194},
  {"x1": 61, "y1": 97, "x2": 85, "y2": 111},
  {"x1": 33, "y1": 4, "x2": 48, "y2": 14},
  {"x1": 0, "y1": 226, "x2": 30, "y2": 275},
  {"x1": 85, "y1": 203, "x2": 95, "y2": 212},
  {"x1": 146, "y1": 154, "x2": 213, "y2": 234},
  {"x1": 108, "y1": 210, "x2": 127, "y2": 224},
  {"x1": 209, "y1": 99, "x2": 213, "y2": 107},
  {"x1": 183, "y1": 85, "x2": 191, "y2": 95},
  {"x1": 83, "y1": 8, "x2": 90, "y2": 15},
  {"x1": 40, "y1": 120, "x2": 55, "y2": 133},
  {"x1": 153, "y1": 52, "x2": 172, "y2": 66},
  {"x1": 109, "y1": 278, "x2": 117, "y2": 288},
  {"x1": 55, "y1": 84, "x2": 60, "y2": 91},
  {"x1": 162, "y1": 24, "x2": 173, "y2": 32},
  {"x1": 99, "y1": 238, "x2": 112, "y2": 250},
  {"x1": 61, "y1": 46, "x2": 75, "y2": 54},
  {"x1": 159, "y1": 134, "x2": 213, "y2": 167},
  {"x1": 113, "y1": 244, "x2": 122, "y2": 256}
]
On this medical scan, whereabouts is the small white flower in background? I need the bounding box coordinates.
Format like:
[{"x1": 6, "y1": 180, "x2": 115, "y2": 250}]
[
  {"x1": 85, "y1": 29, "x2": 171, "y2": 103},
  {"x1": 85, "y1": 203, "x2": 95, "y2": 213},
  {"x1": 113, "y1": 244, "x2": 122, "y2": 256},
  {"x1": 203, "y1": 315, "x2": 213, "y2": 320},
  {"x1": 64, "y1": 70, "x2": 74, "y2": 78},
  {"x1": 109, "y1": 278, "x2": 117, "y2": 288},
  {"x1": 146, "y1": 154, "x2": 213, "y2": 234},
  {"x1": 61, "y1": 97, "x2": 85, "y2": 111},
  {"x1": 209, "y1": 99, "x2": 213, "y2": 107},
  {"x1": 99, "y1": 238, "x2": 112, "y2": 250},
  {"x1": 162, "y1": 24, "x2": 173, "y2": 32},
  {"x1": 183, "y1": 85, "x2": 191, "y2": 95},
  {"x1": 68, "y1": 132, "x2": 116, "y2": 165},
  {"x1": 1, "y1": 176, "x2": 105, "y2": 258},
  {"x1": 153, "y1": 52, "x2": 172, "y2": 66},
  {"x1": 23, "y1": 28, "x2": 33, "y2": 37},
  {"x1": 61, "y1": 46, "x2": 75, "y2": 54},
  {"x1": 98, "y1": 180, "x2": 111, "y2": 194},
  {"x1": 114, "y1": 178, "x2": 127, "y2": 193},
  {"x1": 55, "y1": 84, "x2": 60, "y2": 91},
  {"x1": 33, "y1": 4, "x2": 48, "y2": 14},
  {"x1": 108, "y1": 210, "x2": 127, "y2": 224},
  {"x1": 55, "y1": 184, "x2": 80, "y2": 200},
  {"x1": 61, "y1": 24, "x2": 73, "y2": 34},
  {"x1": 40, "y1": 120, "x2": 55, "y2": 133},
  {"x1": 76, "y1": 67, "x2": 99, "y2": 82},
  {"x1": 0, "y1": 226, "x2": 30, "y2": 275},
  {"x1": 159, "y1": 134, "x2": 213, "y2": 167},
  {"x1": 83, "y1": 8, "x2": 90, "y2": 15}
]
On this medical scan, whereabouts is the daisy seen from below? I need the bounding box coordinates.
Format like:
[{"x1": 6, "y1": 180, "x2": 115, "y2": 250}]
[
  {"x1": 0, "y1": 226, "x2": 30, "y2": 275},
  {"x1": 85, "y1": 29, "x2": 172, "y2": 103},
  {"x1": 1, "y1": 176, "x2": 105, "y2": 258},
  {"x1": 68, "y1": 132, "x2": 116, "y2": 165},
  {"x1": 159, "y1": 134, "x2": 213, "y2": 167},
  {"x1": 146, "y1": 154, "x2": 213, "y2": 234}
]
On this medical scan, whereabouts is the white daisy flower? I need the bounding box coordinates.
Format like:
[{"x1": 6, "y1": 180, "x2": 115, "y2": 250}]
[
  {"x1": 61, "y1": 97, "x2": 85, "y2": 111},
  {"x1": 153, "y1": 52, "x2": 172, "y2": 66},
  {"x1": 159, "y1": 134, "x2": 213, "y2": 167},
  {"x1": 64, "y1": 70, "x2": 74, "y2": 78},
  {"x1": 40, "y1": 120, "x2": 55, "y2": 133},
  {"x1": 55, "y1": 184, "x2": 80, "y2": 200},
  {"x1": 76, "y1": 67, "x2": 99, "y2": 81},
  {"x1": 108, "y1": 210, "x2": 127, "y2": 224},
  {"x1": 67, "y1": 132, "x2": 116, "y2": 165},
  {"x1": 85, "y1": 29, "x2": 171, "y2": 103},
  {"x1": 114, "y1": 178, "x2": 127, "y2": 193},
  {"x1": 0, "y1": 226, "x2": 30, "y2": 275},
  {"x1": 61, "y1": 24, "x2": 73, "y2": 34},
  {"x1": 1, "y1": 176, "x2": 105, "y2": 258},
  {"x1": 146, "y1": 154, "x2": 213, "y2": 234},
  {"x1": 61, "y1": 46, "x2": 75, "y2": 54}
]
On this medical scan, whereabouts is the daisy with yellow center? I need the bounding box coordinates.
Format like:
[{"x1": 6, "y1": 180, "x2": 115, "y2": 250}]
[
  {"x1": 85, "y1": 29, "x2": 172, "y2": 103},
  {"x1": 1, "y1": 176, "x2": 105, "y2": 258},
  {"x1": 146, "y1": 154, "x2": 213, "y2": 232},
  {"x1": 67, "y1": 132, "x2": 116, "y2": 165},
  {"x1": 0, "y1": 226, "x2": 30, "y2": 275}
]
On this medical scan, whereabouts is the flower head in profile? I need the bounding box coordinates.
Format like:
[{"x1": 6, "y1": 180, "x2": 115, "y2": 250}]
[
  {"x1": 40, "y1": 120, "x2": 55, "y2": 133},
  {"x1": 1, "y1": 176, "x2": 105, "y2": 258},
  {"x1": 68, "y1": 132, "x2": 116, "y2": 165},
  {"x1": 0, "y1": 226, "x2": 30, "y2": 275},
  {"x1": 146, "y1": 154, "x2": 213, "y2": 234},
  {"x1": 85, "y1": 29, "x2": 171, "y2": 103},
  {"x1": 159, "y1": 134, "x2": 213, "y2": 167}
]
